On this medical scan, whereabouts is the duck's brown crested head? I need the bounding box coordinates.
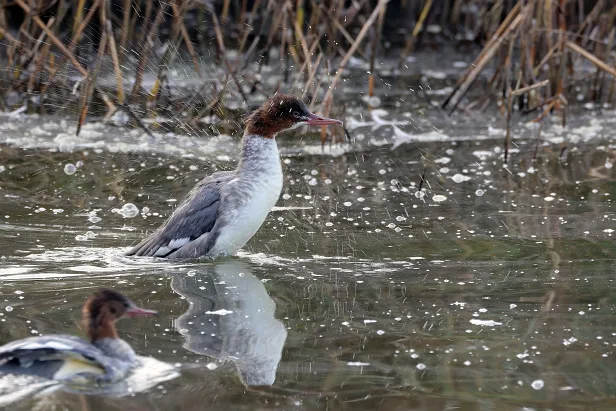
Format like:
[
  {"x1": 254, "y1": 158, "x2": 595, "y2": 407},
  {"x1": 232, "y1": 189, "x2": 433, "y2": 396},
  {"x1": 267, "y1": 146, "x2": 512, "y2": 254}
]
[
  {"x1": 245, "y1": 94, "x2": 342, "y2": 138},
  {"x1": 82, "y1": 289, "x2": 157, "y2": 342}
]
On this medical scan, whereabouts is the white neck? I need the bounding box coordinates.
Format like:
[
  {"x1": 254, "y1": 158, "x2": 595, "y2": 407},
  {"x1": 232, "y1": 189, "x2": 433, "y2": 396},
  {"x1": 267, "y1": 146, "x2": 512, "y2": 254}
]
[{"x1": 237, "y1": 134, "x2": 281, "y2": 173}]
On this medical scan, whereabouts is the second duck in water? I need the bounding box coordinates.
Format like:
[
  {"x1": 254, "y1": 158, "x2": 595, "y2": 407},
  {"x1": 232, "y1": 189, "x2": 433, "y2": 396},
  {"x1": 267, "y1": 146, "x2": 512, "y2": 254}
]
[
  {"x1": 127, "y1": 94, "x2": 342, "y2": 259},
  {"x1": 0, "y1": 289, "x2": 157, "y2": 384}
]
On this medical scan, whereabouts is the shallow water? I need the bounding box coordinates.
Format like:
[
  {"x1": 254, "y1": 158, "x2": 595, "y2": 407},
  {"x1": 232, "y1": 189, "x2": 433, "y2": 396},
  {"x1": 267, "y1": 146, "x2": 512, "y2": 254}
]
[{"x1": 1, "y1": 102, "x2": 616, "y2": 410}]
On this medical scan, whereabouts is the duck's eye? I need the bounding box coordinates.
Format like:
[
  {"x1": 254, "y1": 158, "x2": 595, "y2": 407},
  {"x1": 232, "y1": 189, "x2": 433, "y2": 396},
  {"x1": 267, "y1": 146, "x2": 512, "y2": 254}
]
[
  {"x1": 292, "y1": 111, "x2": 301, "y2": 118},
  {"x1": 110, "y1": 307, "x2": 117, "y2": 315}
]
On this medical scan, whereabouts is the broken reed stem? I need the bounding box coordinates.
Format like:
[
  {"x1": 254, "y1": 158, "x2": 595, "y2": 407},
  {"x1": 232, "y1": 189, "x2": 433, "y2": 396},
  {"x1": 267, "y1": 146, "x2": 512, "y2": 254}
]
[
  {"x1": 510, "y1": 79, "x2": 550, "y2": 97},
  {"x1": 106, "y1": 19, "x2": 124, "y2": 104},
  {"x1": 566, "y1": 40, "x2": 616, "y2": 78}
]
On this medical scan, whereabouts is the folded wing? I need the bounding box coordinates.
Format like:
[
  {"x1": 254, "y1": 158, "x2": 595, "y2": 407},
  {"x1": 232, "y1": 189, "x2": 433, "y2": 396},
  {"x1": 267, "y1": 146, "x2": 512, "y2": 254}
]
[
  {"x1": 0, "y1": 335, "x2": 112, "y2": 382},
  {"x1": 126, "y1": 171, "x2": 233, "y2": 258}
]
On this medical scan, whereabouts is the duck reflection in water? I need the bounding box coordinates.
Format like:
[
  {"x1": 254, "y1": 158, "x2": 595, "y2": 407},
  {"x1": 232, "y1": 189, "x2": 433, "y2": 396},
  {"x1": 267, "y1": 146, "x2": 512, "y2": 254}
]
[{"x1": 172, "y1": 260, "x2": 287, "y2": 386}]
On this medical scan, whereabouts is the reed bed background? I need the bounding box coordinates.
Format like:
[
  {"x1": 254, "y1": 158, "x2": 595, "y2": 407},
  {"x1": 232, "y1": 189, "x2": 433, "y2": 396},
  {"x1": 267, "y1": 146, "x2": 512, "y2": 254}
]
[{"x1": 0, "y1": 0, "x2": 615, "y2": 144}]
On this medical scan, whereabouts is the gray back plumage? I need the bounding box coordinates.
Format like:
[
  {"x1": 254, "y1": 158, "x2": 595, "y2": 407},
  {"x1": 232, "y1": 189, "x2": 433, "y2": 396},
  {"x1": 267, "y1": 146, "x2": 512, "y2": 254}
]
[{"x1": 126, "y1": 171, "x2": 234, "y2": 258}]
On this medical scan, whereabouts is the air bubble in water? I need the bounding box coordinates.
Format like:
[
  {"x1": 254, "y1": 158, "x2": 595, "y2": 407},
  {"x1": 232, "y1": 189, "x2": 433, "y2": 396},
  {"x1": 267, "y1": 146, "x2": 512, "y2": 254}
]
[
  {"x1": 531, "y1": 379, "x2": 544, "y2": 390},
  {"x1": 5, "y1": 306, "x2": 13, "y2": 312},
  {"x1": 113, "y1": 203, "x2": 139, "y2": 218},
  {"x1": 451, "y1": 173, "x2": 470, "y2": 183},
  {"x1": 64, "y1": 163, "x2": 77, "y2": 175},
  {"x1": 475, "y1": 189, "x2": 485, "y2": 196}
]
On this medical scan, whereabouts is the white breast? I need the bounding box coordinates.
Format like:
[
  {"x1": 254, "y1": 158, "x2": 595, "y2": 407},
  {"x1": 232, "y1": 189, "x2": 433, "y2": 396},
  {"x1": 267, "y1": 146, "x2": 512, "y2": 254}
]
[{"x1": 210, "y1": 138, "x2": 283, "y2": 256}]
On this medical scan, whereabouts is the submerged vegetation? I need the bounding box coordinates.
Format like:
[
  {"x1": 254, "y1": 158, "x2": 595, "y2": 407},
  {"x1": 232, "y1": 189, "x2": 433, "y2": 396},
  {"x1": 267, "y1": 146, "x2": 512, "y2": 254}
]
[{"x1": 0, "y1": 0, "x2": 615, "y2": 144}]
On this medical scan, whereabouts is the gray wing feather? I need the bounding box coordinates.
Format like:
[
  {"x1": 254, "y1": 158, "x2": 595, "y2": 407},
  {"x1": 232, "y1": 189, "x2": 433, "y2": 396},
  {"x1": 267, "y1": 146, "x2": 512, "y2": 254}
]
[
  {"x1": 126, "y1": 171, "x2": 233, "y2": 258},
  {"x1": 0, "y1": 335, "x2": 113, "y2": 380}
]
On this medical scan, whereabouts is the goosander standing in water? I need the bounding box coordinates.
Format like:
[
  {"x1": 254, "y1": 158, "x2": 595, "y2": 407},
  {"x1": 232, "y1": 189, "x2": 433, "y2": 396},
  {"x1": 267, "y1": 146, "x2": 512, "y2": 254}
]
[
  {"x1": 0, "y1": 289, "x2": 157, "y2": 383},
  {"x1": 126, "y1": 94, "x2": 342, "y2": 258}
]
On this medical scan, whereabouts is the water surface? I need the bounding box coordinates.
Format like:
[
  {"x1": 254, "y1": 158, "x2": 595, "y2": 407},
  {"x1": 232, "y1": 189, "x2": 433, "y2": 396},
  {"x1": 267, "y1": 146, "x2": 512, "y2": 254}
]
[{"x1": 0, "y1": 103, "x2": 616, "y2": 410}]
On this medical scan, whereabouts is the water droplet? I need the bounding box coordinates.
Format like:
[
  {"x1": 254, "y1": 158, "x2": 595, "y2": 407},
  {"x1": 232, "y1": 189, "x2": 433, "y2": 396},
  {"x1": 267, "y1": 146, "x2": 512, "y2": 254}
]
[
  {"x1": 5, "y1": 306, "x2": 13, "y2": 312},
  {"x1": 416, "y1": 363, "x2": 426, "y2": 370},
  {"x1": 475, "y1": 189, "x2": 485, "y2": 197},
  {"x1": 531, "y1": 379, "x2": 544, "y2": 390},
  {"x1": 206, "y1": 362, "x2": 218, "y2": 370},
  {"x1": 64, "y1": 163, "x2": 77, "y2": 175},
  {"x1": 432, "y1": 194, "x2": 447, "y2": 202}
]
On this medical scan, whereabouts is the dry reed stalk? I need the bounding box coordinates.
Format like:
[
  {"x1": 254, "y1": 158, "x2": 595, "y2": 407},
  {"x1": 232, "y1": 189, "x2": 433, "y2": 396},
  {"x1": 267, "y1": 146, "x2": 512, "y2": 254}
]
[
  {"x1": 280, "y1": 5, "x2": 291, "y2": 84},
  {"x1": 319, "y1": 8, "x2": 369, "y2": 61},
  {"x1": 320, "y1": 0, "x2": 389, "y2": 145},
  {"x1": 576, "y1": 0, "x2": 605, "y2": 47},
  {"x1": 239, "y1": 0, "x2": 248, "y2": 25},
  {"x1": 207, "y1": 4, "x2": 249, "y2": 104},
  {"x1": 15, "y1": 0, "x2": 85, "y2": 76},
  {"x1": 27, "y1": 16, "x2": 54, "y2": 66},
  {"x1": 136, "y1": 0, "x2": 153, "y2": 47},
  {"x1": 120, "y1": 103, "x2": 155, "y2": 139},
  {"x1": 168, "y1": 1, "x2": 202, "y2": 78},
  {"x1": 554, "y1": 0, "x2": 567, "y2": 125},
  {"x1": 443, "y1": 5, "x2": 528, "y2": 114},
  {"x1": 566, "y1": 41, "x2": 616, "y2": 79},
  {"x1": 106, "y1": 19, "x2": 125, "y2": 104},
  {"x1": 73, "y1": 0, "x2": 86, "y2": 40},
  {"x1": 442, "y1": 1, "x2": 522, "y2": 109},
  {"x1": 294, "y1": 30, "x2": 323, "y2": 90},
  {"x1": 235, "y1": 0, "x2": 262, "y2": 55},
  {"x1": 300, "y1": 52, "x2": 323, "y2": 99},
  {"x1": 69, "y1": 0, "x2": 101, "y2": 51},
  {"x1": 130, "y1": 4, "x2": 167, "y2": 101},
  {"x1": 222, "y1": 0, "x2": 231, "y2": 21},
  {"x1": 27, "y1": 17, "x2": 55, "y2": 95},
  {"x1": 290, "y1": 2, "x2": 312, "y2": 77},
  {"x1": 76, "y1": 28, "x2": 108, "y2": 137},
  {"x1": 14, "y1": 0, "x2": 115, "y2": 114},
  {"x1": 399, "y1": 0, "x2": 432, "y2": 66},
  {"x1": 120, "y1": 0, "x2": 132, "y2": 56},
  {"x1": 368, "y1": 2, "x2": 387, "y2": 99},
  {"x1": 504, "y1": 80, "x2": 550, "y2": 161}
]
